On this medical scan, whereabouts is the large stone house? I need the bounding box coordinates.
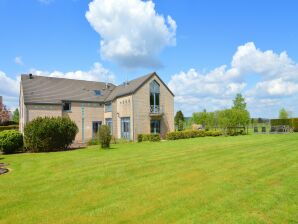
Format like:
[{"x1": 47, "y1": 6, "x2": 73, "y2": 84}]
[{"x1": 19, "y1": 72, "x2": 174, "y2": 142}]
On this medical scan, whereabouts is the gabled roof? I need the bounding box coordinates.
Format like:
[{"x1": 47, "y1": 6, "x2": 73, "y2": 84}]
[
  {"x1": 21, "y1": 75, "x2": 116, "y2": 104},
  {"x1": 105, "y1": 72, "x2": 174, "y2": 102},
  {"x1": 21, "y1": 72, "x2": 174, "y2": 104}
]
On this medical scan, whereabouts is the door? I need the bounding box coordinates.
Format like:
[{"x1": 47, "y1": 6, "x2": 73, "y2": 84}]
[
  {"x1": 92, "y1": 121, "x2": 102, "y2": 138},
  {"x1": 151, "y1": 120, "x2": 161, "y2": 134},
  {"x1": 121, "y1": 117, "x2": 130, "y2": 140}
]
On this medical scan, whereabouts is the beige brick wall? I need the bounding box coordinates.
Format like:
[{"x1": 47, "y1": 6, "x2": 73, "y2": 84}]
[
  {"x1": 115, "y1": 95, "x2": 133, "y2": 139},
  {"x1": 27, "y1": 104, "x2": 62, "y2": 122},
  {"x1": 133, "y1": 74, "x2": 174, "y2": 140},
  {"x1": 63, "y1": 102, "x2": 104, "y2": 143}
]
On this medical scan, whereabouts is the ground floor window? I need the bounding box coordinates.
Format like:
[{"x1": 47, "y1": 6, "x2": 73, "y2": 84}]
[
  {"x1": 92, "y1": 121, "x2": 102, "y2": 138},
  {"x1": 121, "y1": 117, "x2": 130, "y2": 140},
  {"x1": 151, "y1": 120, "x2": 160, "y2": 134},
  {"x1": 105, "y1": 118, "x2": 113, "y2": 134}
]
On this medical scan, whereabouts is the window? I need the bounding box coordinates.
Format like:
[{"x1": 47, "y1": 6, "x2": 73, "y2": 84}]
[
  {"x1": 105, "y1": 118, "x2": 113, "y2": 134},
  {"x1": 105, "y1": 102, "x2": 112, "y2": 112},
  {"x1": 94, "y1": 90, "x2": 101, "y2": 96},
  {"x1": 121, "y1": 117, "x2": 130, "y2": 139},
  {"x1": 151, "y1": 120, "x2": 160, "y2": 134},
  {"x1": 63, "y1": 102, "x2": 71, "y2": 111},
  {"x1": 150, "y1": 80, "x2": 160, "y2": 106}
]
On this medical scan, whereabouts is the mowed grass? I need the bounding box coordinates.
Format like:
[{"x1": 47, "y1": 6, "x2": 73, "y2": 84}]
[{"x1": 0, "y1": 134, "x2": 297, "y2": 224}]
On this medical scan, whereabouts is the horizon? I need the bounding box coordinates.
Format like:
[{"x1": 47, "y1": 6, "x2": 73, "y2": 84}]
[{"x1": 1, "y1": 0, "x2": 297, "y2": 118}]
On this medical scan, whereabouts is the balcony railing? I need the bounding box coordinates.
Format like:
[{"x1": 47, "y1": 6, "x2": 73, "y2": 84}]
[{"x1": 150, "y1": 105, "x2": 163, "y2": 115}]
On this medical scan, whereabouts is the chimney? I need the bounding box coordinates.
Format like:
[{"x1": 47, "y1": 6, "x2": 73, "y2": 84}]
[{"x1": 29, "y1": 73, "x2": 33, "y2": 79}]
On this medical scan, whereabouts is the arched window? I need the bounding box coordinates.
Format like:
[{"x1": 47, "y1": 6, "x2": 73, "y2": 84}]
[{"x1": 150, "y1": 80, "x2": 160, "y2": 107}]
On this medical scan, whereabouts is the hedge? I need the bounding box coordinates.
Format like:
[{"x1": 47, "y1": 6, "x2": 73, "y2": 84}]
[
  {"x1": 270, "y1": 118, "x2": 298, "y2": 132},
  {"x1": 24, "y1": 117, "x2": 78, "y2": 152},
  {"x1": 0, "y1": 125, "x2": 19, "y2": 132},
  {"x1": 0, "y1": 130, "x2": 23, "y2": 154},
  {"x1": 166, "y1": 130, "x2": 224, "y2": 140},
  {"x1": 137, "y1": 134, "x2": 161, "y2": 142}
]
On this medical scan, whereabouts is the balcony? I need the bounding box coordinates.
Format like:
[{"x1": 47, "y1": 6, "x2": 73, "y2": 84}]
[{"x1": 150, "y1": 105, "x2": 163, "y2": 116}]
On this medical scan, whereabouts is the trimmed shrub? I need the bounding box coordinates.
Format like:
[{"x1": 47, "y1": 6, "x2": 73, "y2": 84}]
[
  {"x1": 24, "y1": 117, "x2": 78, "y2": 152},
  {"x1": 166, "y1": 130, "x2": 222, "y2": 140},
  {"x1": 292, "y1": 118, "x2": 298, "y2": 132},
  {"x1": 138, "y1": 134, "x2": 161, "y2": 142},
  {"x1": 0, "y1": 125, "x2": 19, "y2": 132},
  {"x1": 0, "y1": 130, "x2": 23, "y2": 154},
  {"x1": 270, "y1": 119, "x2": 291, "y2": 126},
  {"x1": 137, "y1": 134, "x2": 143, "y2": 142},
  {"x1": 98, "y1": 125, "x2": 111, "y2": 149}
]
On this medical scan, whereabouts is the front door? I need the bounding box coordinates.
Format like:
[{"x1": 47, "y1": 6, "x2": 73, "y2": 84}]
[
  {"x1": 121, "y1": 117, "x2": 130, "y2": 140},
  {"x1": 92, "y1": 121, "x2": 102, "y2": 138}
]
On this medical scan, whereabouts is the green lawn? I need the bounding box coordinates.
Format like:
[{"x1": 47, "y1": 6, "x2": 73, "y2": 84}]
[{"x1": 0, "y1": 134, "x2": 297, "y2": 224}]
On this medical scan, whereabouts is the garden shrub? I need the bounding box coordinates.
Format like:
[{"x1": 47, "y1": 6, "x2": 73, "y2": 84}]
[
  {"x1": 0, "y1": 125, "x2": 19, "y2": 132},
  {"x1": 0, "y1": 130, "x2": 23, "y2": 154},
  {"x1": 138, "y1": 134, "x2": 161, "y2": 142},
  {"x1": 24, "y1": 117, "x2": 78, "y2": 152},
  {"x1": 166, "y1": 130, "x2": 222, "y2": 140},
  {"x1": 292, "y1": 118, "x2": 298, "y2": 132},
  {"x1": 137, "y1": 134, "x2": 143, "y2": 142},
  {"x1": 98, "y1": 125, "x2": 111, "y2": 149}
]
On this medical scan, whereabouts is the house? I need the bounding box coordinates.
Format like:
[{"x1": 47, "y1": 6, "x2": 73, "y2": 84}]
[{"x1": 19, "y1": 72, "x2": 174, "y2": 142}]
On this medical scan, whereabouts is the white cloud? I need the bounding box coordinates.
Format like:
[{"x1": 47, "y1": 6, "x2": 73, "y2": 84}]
[
  {"x1": 14, "y1": 56, "x2": 24, "y2": 66},
  {"x1": 169, "y1": 42, "x2": 298, "y2": 117},
  {"x1": 0, "y1": 63, "x2": 114, "y2": 110},
  {"x1": 86, "y1": 0, "x2": 176, "y2": 69}
]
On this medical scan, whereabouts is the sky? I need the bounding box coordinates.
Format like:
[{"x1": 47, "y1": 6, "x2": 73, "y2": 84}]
[{"x1": 0, "y1": 0, "x2": 298, "y2": 118}]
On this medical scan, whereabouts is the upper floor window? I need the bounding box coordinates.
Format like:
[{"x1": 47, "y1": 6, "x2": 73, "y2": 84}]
[
  {"x1": 105, "y1": 102, "x2": 112, "y2": 112},
  {"x1": 63, "y1": 102, "x2": 71, "y2": 111},
  {"x1": 150, "y1": 80, "x2": 160, "y2": 106},
  {"x1": 94, "y1": 90, "x2": 101, "y2": 96}
]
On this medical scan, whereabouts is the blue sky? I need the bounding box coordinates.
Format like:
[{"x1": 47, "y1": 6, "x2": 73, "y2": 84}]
[{"x1": 1, "y1": 0, "x2": 298, "y2": 117}]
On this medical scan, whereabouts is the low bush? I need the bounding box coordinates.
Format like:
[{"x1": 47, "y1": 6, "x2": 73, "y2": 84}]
[
  {"x1": 24, "y1": 117, "x2": 78, "y2": 152},
  {"x1": 0, "y1": 125, "x2": 19, "y2": 132},
  {"x1": 0, "y1": 130, "x2": 23, "y2": 154},
  {"x1": 166, "y1": 130, "x2": 222, "y2": 140},
  {"x1": 98, "y1": 125, "x2": 111, "y2": 149},
  {"x1": 138, "y1": 134, "x2": 161, "y2": 142},
  {"x1": 88, "y1": 138, "x2": 100, "y2": 146}
]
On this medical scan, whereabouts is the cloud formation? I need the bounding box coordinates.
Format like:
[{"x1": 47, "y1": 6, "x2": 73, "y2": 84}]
[
  {"x1": 169, "y1": 42, "x2": 298, "y2": 117},
  {"x1": 14, "y1": 56, "x2": 24, "y2": 66},
  {"x1": 86, "y1": 0, "x2": 176, "y2": 69}
]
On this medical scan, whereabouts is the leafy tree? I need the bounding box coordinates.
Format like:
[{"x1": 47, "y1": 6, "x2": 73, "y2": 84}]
[
  {"x1": 0, "y1": 102, "x2": 10, "y2": 125},
  {"x1": 12, "y1": 108, "x2": 19, "y2": 123},
  {"x1": 279, "y1": 108, "x2": 289, "y2": 119},
  {"x1": 232, "y1": 93, "x2": 247, "y2": 110},
  {"x1": 174, "y1": 110, "x2": 185, "y2": 131}
]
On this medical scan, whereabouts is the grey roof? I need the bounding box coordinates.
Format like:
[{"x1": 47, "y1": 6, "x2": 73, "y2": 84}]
[
  {"x1": 21, "y1": 75, "x2": 116, "y2": 104},
  {"x1": 105, "y1": 72, "x2": 155, "y2": 101},
  {"x1": 21, "y1": 72, "x2": 174, "y2": 104}
]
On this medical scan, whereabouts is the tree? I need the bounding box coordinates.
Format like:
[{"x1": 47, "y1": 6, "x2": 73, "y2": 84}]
[
  {"x1": 279, "y1": 108, "x2": 289, "y2": 119},
  {"x1": 232, "y1": 93, "x2": 247, "y2": 110},
  {"x1": 174, "y1": 110, "x2": 185, "y2": 131},
  {"x1": 0, "y1": 102, "x2": 10, "y2": 125},
  {"x1": 12, "y1": 108, "x2": 19, "y2": 123}
]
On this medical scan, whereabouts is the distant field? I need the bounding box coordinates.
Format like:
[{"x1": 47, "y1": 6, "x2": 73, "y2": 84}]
[{"x1": 0, "y1": 134, "x2": 297, "y2": 224}]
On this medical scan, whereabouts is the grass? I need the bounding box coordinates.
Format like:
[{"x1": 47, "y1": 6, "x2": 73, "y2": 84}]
[{"x1": 0, "y1": 134, "x2": 297, "y2": 224}]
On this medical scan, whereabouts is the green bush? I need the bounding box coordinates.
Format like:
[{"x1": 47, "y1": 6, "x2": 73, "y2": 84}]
[
  {"x1": 0, "y1": 130, "x2": 23, "y2": 154},
  {"x1": 137, "y1": 134, "x2": 143, "y2": 142},
  {"x1": 98, "y1": 125, "x2": 111, "y2": 149},
  {"x1": 270, "y1": 119, "x2": 291, "y2": 126},
  {"x1": 24, "y1": 117, "x2": 78, "y2": 152},
  {"x1": 166, "y1": 130, "x2": 222, "y2": 140},
  {"x1": 88, "y1": 138, "x2": 100, "y2": 146},
  {"x1": 292, "y1": 118, "x2": 298, "y2": 132},
  {"x1": 138, "y1": 134, "x2": 161, "y2": 142},
  {"x1": 0, "y1": 125, "x2": 19, "y2": 132}
]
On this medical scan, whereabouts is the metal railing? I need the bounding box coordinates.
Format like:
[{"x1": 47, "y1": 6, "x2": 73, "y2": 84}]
[{"x1": 150, "y1": 105, "x2": 162, "y2": 114}]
